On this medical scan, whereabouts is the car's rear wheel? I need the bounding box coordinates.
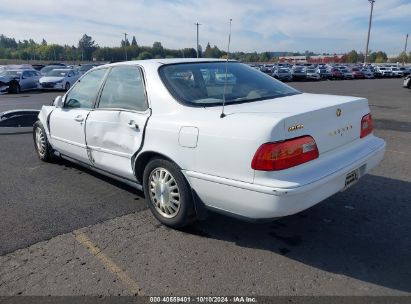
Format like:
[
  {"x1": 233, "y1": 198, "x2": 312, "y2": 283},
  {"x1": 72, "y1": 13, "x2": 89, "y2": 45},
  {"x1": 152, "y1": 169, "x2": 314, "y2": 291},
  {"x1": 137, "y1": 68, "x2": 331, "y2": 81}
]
[
  {"x1": 33, "y1": 121, "x2": 54, "y2": 162},
  {"x1": 65, "y1": 82, "x2": 70, "y2": 91},
  {"x1": 143, "y1": 158, "x2": 195, "y2": 228}
]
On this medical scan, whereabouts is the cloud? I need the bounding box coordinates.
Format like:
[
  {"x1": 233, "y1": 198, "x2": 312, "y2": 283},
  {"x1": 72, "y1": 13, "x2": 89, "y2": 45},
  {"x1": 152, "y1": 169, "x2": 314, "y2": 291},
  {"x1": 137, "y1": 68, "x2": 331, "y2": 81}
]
[{"x1": 0, "y1": 0, "x2": 409, "y2": 54}]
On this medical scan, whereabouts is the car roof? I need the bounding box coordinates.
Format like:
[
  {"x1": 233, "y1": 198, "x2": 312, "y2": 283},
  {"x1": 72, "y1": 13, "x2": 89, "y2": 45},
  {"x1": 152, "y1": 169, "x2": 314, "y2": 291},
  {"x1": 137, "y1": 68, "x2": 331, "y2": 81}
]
[{"x1": 99, "y1": 58, "x2": 235, "y2": 70}]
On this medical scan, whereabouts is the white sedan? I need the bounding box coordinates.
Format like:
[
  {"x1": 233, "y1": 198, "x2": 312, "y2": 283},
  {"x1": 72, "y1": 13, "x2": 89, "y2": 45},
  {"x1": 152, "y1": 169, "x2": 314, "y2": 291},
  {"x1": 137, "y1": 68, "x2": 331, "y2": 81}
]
[
  {"x1": 39, "y1": 69, "x2": 80, "y2": 91},
  {"x1": 33, "y1": 59, "x2": 385, "y2": 228}
]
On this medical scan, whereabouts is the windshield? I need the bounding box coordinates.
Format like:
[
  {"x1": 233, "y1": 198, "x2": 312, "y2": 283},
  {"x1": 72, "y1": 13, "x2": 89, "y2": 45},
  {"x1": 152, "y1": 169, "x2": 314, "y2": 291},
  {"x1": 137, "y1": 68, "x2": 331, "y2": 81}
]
[
  {"x1": 46, "y1": 70, "x2": 69, "y2": 77},
  {"x1": 306, "y1": 69, "x2": 316, "y2": 73},
  {"x1": 159, "y1": 62, "x2": 300, "y2": 107}
]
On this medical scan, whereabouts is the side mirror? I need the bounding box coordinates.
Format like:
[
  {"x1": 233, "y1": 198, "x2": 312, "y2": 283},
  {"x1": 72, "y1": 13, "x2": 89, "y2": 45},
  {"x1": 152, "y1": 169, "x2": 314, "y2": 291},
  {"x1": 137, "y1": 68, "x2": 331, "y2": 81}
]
[{"x1": 53, "y1": 96, "x2": 63, "y2": 108}]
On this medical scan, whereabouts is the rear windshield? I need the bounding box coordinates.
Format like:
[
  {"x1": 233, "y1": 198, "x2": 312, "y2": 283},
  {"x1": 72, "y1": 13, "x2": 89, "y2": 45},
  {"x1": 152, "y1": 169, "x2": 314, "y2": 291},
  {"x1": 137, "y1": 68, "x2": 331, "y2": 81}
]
[{"x1": 159, "y1": 62, "x2": 300, "y2": 107}]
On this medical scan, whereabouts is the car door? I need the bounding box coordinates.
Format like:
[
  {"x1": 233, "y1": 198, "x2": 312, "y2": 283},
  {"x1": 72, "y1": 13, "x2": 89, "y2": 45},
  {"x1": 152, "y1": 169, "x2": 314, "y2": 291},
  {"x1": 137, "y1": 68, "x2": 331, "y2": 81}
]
[
  {"x1": 49, "y1": 68, "x2": 108, "y2": 163},
  {"x1": 20, "y1": 71, "x2": 31, "y2": 90},
  {"x1": 85, "y1": 65, "x2": 150, "y2": 180}
]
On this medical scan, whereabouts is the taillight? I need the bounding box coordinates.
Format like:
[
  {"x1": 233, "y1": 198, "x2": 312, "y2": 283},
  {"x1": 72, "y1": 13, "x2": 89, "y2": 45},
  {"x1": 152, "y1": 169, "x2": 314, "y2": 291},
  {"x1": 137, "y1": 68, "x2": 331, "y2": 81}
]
[
  {"x1": 360, "y1": 113, "x2": 373, "y2": 138},
  {"x1": 251, "y1": 136, "x2": 319, "y2": 171}
]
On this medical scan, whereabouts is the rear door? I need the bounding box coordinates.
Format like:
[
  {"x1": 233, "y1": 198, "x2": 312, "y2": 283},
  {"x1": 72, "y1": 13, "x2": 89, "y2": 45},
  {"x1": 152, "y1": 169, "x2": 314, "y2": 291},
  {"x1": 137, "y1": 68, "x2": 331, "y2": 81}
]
[
  {"x1": 49, "y1": 68, "x2": 108, "y2": 163},
  {"x1": 85, "y1": 65, "x2": 150, "y2": 180}
]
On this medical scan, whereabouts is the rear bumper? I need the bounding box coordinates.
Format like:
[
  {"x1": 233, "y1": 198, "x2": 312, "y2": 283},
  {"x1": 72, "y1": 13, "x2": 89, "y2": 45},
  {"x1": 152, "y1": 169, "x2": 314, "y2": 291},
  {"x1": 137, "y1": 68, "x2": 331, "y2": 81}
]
[{"x1": 184, "y1": 136, "x2": 386, "y2": 220}]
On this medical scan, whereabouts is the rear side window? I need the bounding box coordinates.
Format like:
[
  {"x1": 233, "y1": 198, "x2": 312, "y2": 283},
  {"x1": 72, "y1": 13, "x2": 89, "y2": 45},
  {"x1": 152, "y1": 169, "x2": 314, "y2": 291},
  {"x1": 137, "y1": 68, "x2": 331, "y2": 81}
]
[
  {"x1": 98, "y1": 66, "x2": 147, "y2": 111},
  {"x1": 65, "y1": 68, "x2": 107, "y2": 109},
  {"x1": 159, "y1": 62, "x2": 300, "y2": 107}
]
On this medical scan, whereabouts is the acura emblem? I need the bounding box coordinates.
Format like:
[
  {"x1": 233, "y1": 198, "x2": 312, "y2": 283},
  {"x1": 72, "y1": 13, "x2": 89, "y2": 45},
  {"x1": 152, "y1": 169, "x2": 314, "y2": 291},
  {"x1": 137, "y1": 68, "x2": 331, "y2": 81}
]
[{"x1": 336, "y1": 108, "x2": 342, "y2": 117}]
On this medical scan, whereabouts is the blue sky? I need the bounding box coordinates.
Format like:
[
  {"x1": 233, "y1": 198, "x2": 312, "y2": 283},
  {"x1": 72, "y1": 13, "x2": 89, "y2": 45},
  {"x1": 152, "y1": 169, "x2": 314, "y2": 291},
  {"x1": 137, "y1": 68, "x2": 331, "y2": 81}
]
[{"x1": 0, "y1": 0, "x2": 410, "y2": 55}]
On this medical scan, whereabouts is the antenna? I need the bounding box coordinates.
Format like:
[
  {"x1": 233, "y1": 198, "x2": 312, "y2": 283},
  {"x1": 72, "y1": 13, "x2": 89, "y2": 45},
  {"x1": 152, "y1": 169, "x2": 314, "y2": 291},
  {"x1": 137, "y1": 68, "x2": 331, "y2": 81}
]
[{"x1": 220, "y1": 18, "x2": 232, "y2": 119}]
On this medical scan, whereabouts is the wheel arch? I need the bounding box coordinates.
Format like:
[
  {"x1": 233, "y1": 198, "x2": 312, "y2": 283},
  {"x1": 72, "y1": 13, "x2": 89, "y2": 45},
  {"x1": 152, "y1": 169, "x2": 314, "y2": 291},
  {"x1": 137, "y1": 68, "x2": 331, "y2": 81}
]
[{"x1": 134, "y1": 150, "x2": 178, "y2": 184}]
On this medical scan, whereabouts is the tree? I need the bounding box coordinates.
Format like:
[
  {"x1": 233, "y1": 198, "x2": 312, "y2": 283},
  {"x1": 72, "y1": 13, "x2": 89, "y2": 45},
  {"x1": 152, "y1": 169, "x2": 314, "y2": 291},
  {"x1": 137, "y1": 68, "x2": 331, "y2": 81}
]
[
  {"x1": 131, "y1": 36, "x2": 137, "y2": 46},
  {"x1": 152, "y1": 41, "x2": 164, "y2": 58},
  {"x1": 78, "y1": 34, "x2": 97, "y2": 61},
  {"x1": 259, "y1": 52, "x2": 271, "y2": 62},
  {"x1": 204, "y1": 42, "x2": 212, "y2": 58},
  {"x1": 346, "y1": 50, "x2": 359, "y2": 63},
  {"x1": 138, "y1": 51, "x2": 152, "y2": 60},
  {"x1": 41, "y1": 39, "x2": 47, "y2": 46}
]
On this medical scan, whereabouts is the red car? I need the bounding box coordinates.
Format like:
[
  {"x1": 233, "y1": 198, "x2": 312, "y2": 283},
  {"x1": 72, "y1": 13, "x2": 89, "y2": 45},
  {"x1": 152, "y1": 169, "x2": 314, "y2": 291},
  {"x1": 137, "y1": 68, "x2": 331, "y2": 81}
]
[
  {"x1": 350, "y1": 67, "x2": 365, "y2": 79},
  {"x1": 330, "y1": 68, "x2": 343, "y2": 80}
]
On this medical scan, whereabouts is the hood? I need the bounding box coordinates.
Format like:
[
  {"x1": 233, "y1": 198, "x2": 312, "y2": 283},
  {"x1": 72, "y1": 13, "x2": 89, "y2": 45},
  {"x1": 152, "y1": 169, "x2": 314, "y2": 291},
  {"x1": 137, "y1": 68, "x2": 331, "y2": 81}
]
[
  {"x1": 0, "y1": 76, "x2": 14, "y2": 82},
  {"x1": 40, "y1": 76, "x2": 65, "y2": 83}
]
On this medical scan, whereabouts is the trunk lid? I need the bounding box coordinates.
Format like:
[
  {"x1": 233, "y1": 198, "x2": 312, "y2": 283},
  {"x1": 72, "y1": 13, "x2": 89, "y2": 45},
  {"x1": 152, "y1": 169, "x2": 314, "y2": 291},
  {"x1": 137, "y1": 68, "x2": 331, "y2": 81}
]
[{"x1": 212, "y1": 93, "x2": 370, "y2": 154}]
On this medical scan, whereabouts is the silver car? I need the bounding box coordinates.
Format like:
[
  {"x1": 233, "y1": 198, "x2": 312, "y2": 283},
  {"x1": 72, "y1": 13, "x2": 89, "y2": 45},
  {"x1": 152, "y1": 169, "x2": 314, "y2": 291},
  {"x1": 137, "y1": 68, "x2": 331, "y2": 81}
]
[{"x1": 0, "y1": 69, "x2": 41, "y2": 94}]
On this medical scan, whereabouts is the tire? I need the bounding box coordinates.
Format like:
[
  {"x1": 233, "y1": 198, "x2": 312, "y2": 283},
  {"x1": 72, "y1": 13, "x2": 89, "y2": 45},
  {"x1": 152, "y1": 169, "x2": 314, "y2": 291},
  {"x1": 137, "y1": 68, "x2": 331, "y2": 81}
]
[
  {"x1": 33, "y1": 121, "x2": 54, "y2": 162},
  {"x1": 65, "y1": 82, "x2": 70, "y2": 91},
  {"x1": 10, "y1": 82, "x2": 20, "y2": 94},
  {"x1": 143, "y1": 158, "x2": 195, "y2": 228}
]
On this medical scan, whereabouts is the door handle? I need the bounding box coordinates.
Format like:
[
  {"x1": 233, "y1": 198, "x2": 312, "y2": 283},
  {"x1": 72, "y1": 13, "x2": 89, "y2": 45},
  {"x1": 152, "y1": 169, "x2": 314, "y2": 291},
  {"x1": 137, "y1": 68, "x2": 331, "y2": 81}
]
[
  {"x1": 128, "y1": 120, "x2": 140, "y2": 131},
  {"x1": 74, "y1": 115, "x2": 84, "y2": 122}
]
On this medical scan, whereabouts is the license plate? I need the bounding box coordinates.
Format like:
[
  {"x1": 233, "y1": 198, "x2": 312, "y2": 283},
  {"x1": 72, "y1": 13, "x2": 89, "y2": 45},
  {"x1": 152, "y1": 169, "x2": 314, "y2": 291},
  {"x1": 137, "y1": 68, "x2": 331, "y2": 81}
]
[{"x1": 344, "y1": 169, "x2": 359, "y2": 189}]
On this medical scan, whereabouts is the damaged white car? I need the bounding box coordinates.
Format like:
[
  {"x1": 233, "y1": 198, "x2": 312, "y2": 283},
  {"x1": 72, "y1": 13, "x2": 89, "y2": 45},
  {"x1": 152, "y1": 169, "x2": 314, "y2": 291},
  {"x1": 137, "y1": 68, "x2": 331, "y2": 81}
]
[{"x1": 33, "y1": 59, "x2": 385, "y2": 228}]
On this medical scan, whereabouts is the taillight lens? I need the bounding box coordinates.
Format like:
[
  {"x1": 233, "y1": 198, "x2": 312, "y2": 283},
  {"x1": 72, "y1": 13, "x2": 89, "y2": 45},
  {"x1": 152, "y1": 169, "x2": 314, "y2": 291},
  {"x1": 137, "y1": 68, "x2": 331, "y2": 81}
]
[
  {"x1": 251, "y1": 136, "x2": 319, "y2": 171},
  {"x1": 360, "y1": 113, "x2": 373, "y2": 138}
]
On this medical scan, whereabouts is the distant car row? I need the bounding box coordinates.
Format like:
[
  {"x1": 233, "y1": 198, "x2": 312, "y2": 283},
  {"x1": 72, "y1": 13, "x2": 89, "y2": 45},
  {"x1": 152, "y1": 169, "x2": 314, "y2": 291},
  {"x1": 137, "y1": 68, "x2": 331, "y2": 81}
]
[
  {"x1": 251, "y1": 63, "x2": 411, "y2": 82},
  {"x1": 0, "y1": 63, "x2": 100, "y2": 94}
]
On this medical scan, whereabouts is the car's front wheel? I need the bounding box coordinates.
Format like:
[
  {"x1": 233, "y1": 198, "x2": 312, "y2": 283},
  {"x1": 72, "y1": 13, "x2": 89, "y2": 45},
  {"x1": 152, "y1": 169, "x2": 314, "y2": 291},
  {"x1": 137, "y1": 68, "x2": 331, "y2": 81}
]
[
  {"x1": 33, "y1": 121, "x2": 54, "y2": 162},
  {"x1": 143, "y1": 158, "x2": 195, "y2": 228}
]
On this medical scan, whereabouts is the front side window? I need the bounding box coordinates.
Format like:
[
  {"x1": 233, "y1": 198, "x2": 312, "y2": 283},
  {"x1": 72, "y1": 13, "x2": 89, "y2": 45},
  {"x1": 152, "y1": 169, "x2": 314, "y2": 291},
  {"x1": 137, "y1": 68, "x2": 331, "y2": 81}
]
[
  {"x1": 159, "y1": 62, "x2": 300, "y2": 107},
  {"x1": 98, "y1": 66, "x2": 147, "y2": 111},
  {"x1": 65, "y1": 68, "x2": 107, "y2": 109}
]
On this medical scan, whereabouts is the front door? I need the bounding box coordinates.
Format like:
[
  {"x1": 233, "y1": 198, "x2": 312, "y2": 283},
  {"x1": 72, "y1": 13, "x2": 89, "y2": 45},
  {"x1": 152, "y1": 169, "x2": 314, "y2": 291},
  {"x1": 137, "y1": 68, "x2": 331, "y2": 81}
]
[
  {"x1": 49, "y1": 68, "x2": 108, "y2": 163},
  {"x1": 85, "y1": 65, "x2": 150, "y2": 180}
]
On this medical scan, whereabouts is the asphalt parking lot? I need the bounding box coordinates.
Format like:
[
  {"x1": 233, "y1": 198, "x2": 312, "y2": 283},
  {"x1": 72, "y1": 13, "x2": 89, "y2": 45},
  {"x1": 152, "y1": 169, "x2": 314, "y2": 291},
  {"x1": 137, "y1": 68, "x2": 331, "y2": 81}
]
[{"x1": 0, "y1": 79, "x2": 410, "y2": 296}]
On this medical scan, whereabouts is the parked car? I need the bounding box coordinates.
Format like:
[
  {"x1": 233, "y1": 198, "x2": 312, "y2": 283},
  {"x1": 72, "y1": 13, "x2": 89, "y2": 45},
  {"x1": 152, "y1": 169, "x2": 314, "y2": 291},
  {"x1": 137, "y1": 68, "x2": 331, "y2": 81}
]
[
  {"x1": 329, "y1": 68, "x2": 344, "y2": 80},
  {"x1": 399, "y1": 67, "x2": 411, "y2": 76},
  {"x1": 349, "y1": 67, "x2": 365, "y2": 79},
  {"x1": 338, "y1": 67, "x2": 354, "y2": 80},
  {"x1": 292, "y1": 67, "x2": 307, "y2": 81},
  {"x1": 33, "y1": 59, "x2": 385, "y2": 228},
  {"x1": 272, "y1": 68, "x2": 293, "y2": 82},
  {"x1": 305, "y1": 68, "x2": 321, "y2": 81},
  {"x1": 389, "y1": 67, "x2": 404, "y2": 78},
  {"x1": 317, "y1": 68, "x2": 332, "y2": 80},
  {"x1": 403, "y1": 75, "x2": 411, "y2": 89},
  {"x1": 0, "y1": 69, "x2": 41, "y2": 94},
  {"x1": 39, "y1": 69, "x2": 80, "y2": 91},
  {"x1": 361, "y1": 68, "x2": 375, "y2": 79},
  {"x1": 40, "y1": 65, "x2": 63, "y2": 76},
  {"x1": 32, "y1": 64, "x2": 45, "y2": 71},
  {"x1": 375, "y1": 66, "x2": 392, "y2": 78}
]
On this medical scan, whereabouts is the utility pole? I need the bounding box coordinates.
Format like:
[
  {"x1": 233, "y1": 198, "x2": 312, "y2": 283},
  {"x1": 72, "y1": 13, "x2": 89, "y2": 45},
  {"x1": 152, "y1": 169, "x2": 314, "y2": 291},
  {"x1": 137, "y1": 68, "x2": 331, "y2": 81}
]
[
  {"x1": 403, "y1": 33, "x2": 409, "y2": 65},
  {"x1": 123, "y1": 32, "x2": 128, "y2": 61},
  {"x1": 364, "y1": 0, "x2": 375, "y2": 65},
  {"x1": 194, "y1": 22, "x2": 201, "y2": 58}
]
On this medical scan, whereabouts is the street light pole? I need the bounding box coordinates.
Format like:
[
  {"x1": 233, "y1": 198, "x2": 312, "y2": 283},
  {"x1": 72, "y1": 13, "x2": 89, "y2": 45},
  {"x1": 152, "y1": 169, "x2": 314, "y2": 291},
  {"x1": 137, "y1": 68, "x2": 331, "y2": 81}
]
[
  {"x1": 194, "y1": 22, "x2": 201, "y2": 58},
  {"x1": 404, "y1": 33, "x2": 409, "y2": 65},
  {"x1": 364, "y1": 0, "x2": 375, "y2": 65},
  {"x1": 123, "y1": 32, "x2": 128, "y2": 61}
]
